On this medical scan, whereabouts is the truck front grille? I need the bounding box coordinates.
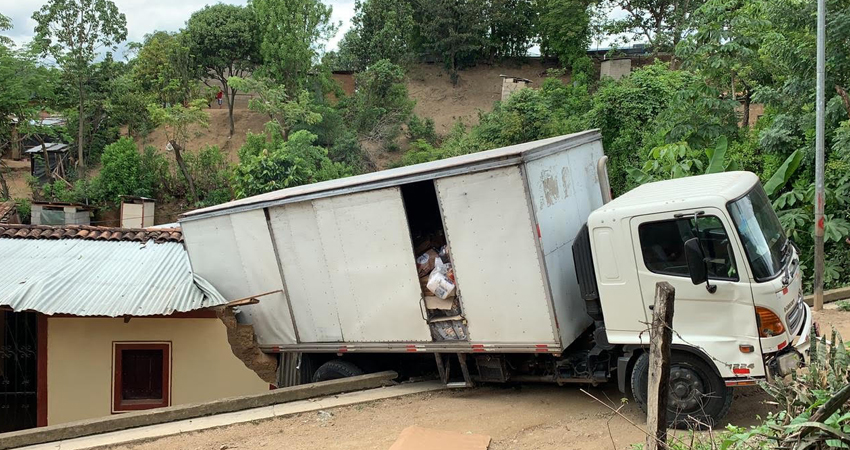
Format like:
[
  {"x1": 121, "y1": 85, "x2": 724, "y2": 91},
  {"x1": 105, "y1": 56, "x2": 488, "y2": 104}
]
[{"x1": 786, "y1": 298, "x2": 805, "y2": 335}]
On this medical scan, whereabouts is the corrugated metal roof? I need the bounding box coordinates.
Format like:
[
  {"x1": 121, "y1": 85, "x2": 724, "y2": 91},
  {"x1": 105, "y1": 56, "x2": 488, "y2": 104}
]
[
  {"x1": 24, "y1": 142, "x2": 69, "y2": 153},
  {"x1": 0, "y1": 238, "x2": 226, "y2": 316},
  {"x1": 181, "y1": 130, "x2": 601, "y2": 221}
]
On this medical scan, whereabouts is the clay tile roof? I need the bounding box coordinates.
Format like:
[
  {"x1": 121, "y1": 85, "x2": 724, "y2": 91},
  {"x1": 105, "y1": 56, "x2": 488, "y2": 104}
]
[
  {"x1": 0, "y1": 224, "x2": 183, "y2": 243},
  {"x1": 0, "y1": 201, "x2": 17, "y2": 224}
]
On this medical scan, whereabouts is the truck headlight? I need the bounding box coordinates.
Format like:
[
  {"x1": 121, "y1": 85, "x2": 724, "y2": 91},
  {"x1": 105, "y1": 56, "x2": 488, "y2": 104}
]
[{"x1": 757, "y1": 307, "x2": 785, "y2": 337}]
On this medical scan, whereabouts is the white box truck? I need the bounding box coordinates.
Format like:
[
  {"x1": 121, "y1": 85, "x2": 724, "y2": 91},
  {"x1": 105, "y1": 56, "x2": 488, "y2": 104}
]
[{"x1": 180, "y1": 130, "x2": 813, "y2": 427}]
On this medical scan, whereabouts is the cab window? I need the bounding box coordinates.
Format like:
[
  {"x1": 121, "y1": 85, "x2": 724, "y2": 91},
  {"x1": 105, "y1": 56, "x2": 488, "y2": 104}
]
[{"x1": 638, "y1": 215, "x2": 738, "y2": 281}]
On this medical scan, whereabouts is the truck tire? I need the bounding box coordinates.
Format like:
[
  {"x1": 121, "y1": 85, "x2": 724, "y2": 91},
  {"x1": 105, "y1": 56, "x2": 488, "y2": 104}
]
[
  {"x1": 631, "y1": 352, "x2": 733, "y2": 429},
  {"x1": 312, "y1": 360, "x2": 364, "y2": 383}
]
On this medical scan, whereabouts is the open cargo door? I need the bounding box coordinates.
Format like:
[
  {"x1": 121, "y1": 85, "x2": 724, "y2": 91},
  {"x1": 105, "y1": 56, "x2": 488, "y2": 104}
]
[
  {"x1": 268, "y1": 187, "x2": 432, "y2": 343},
  {"x1": 436, "y1": 166, "x2": 558, "y2": 344}
]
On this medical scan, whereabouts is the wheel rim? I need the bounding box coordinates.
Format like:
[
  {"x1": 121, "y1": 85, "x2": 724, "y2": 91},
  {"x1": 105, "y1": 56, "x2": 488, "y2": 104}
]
[{"x1": 667, "y1": 365, "x2": 706, "y2": 413}]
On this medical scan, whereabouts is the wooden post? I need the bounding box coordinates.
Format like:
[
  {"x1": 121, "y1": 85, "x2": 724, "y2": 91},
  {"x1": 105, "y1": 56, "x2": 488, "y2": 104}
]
[{"x1": 646, "y1": 281, "x2": 675, "y2": 450}]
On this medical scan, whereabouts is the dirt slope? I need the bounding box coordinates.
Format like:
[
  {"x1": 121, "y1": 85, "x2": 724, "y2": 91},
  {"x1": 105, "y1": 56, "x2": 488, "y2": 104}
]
[
  {"x1": 408, "y1": 61, "x2": 568, "y2": 134},
  {"x1": 137, "y1": 105, "x2": 268, "y2": 165}
]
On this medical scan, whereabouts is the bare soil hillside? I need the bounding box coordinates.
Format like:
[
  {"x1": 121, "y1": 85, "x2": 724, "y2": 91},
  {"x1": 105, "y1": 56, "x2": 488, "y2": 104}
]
[
  {"x1": 137, "y1": 104, "x2": 268, "y2": 164},
  {"x1": 407, "y1": 61, "x2": 568, "y2": 134}
]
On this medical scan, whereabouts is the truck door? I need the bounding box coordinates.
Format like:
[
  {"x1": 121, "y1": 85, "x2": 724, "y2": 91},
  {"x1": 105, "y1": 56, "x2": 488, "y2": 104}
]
[
  {"x1": 630, "y1": 208, "x2": 765, "y2": 378},
  {"x1": 268, "y1": 187, "x2": 433, "y2": 343}
]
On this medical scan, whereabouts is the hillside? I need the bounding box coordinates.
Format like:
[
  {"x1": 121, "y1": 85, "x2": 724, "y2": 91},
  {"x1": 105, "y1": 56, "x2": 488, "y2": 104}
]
[
  {"x1": 137, "y1": 60, "x2": 567, "y2": 163},
  {"x1": 1, "y1": 60, "x2": 564, "y2": 216}
]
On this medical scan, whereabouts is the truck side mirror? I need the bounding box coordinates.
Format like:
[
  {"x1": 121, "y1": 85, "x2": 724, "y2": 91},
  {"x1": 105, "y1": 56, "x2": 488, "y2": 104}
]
[{"x1": 684, "y1": 237, "x2": 708, "y2": 285}]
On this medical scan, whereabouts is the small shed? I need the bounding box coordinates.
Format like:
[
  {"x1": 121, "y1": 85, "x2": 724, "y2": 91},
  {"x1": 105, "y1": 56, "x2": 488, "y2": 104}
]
[
  {"x1": 500, "y1": 75, "x2": 533, "y2": 101},
  {"x1": 24, "y1": 142, "x2": 70, "y2": 184},
  {"x1": 120, "y1": 196, "x2": 156, "y2": 228},
  {"x1": 30, "y1": 202, "x2": 93, "y2": 226}
]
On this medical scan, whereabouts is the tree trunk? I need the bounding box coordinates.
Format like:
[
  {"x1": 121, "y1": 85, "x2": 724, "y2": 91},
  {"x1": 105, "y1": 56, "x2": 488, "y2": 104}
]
[
  {"x1": 226, "y1": 86, "x2": 236, "y2": 137},
  {"x1": 170, "y1": 139, "x2": 197, "y2": 202},
  {"x1": 78, "y1": 80, "x2": 86, "y2": 168},
  {"x1": 0, "y1": 162, "x2": 10, "y2": 200},
  {"x1": 742, "y1": 90, "x2": 752, "y2": 128},
  {"x1": 10, "y1": 125, "x2": 20, "y2": 160}
]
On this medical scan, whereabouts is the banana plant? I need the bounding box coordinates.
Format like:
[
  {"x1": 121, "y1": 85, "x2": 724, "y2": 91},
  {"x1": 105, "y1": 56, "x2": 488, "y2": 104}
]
[{"x1": 626, "y1": 136, "x2": 734, "y2": 184}]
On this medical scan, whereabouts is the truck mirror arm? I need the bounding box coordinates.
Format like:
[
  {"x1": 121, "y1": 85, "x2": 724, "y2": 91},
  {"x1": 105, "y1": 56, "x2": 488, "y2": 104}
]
[{"x1": 679, "y1": 211, "x2": 717, "y2": 294}]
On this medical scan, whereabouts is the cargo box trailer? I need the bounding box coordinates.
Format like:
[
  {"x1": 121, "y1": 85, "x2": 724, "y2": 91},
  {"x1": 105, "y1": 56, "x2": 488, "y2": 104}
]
[{"x1": 181, "y1": 130, "x2": 813, "y2": 428}]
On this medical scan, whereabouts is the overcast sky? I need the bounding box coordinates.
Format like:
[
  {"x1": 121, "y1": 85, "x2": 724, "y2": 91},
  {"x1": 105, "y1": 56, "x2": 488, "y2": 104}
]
[
  {"x1": 0, "y1": 0, "x2": 623, "y2": 58},
  {"x1": 0, "y1": 0, "x2": 357, "y2": 57}
]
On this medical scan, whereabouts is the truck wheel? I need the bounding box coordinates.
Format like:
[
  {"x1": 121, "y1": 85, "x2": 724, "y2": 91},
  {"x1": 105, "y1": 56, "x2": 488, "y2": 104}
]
[
  {"x1": 631, "y1": 352, "x2": 733, "y2": 429},
  {"x1": 312, "y1": 360, "x2": 364, "y2": 383}
]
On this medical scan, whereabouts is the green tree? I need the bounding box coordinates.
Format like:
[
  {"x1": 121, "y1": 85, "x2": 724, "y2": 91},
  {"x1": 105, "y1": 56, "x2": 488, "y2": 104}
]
[
  {"x1": 484, "y1": 0, "x2": 536, "y2": 60},
  {"x1": 96, "y1": 137, "x2": 152, "y2": 204},
  {"x1": 676, "y1": 0, "x2": 771, "y2": 126},
  {"x1": 0, "y1": 45, "x2": 59, "y2": 161},
  {"x1": 417, "y1": 0, "x2": 488, "y2": 84},
  {"x1": 538, "y1": 0, "x2": 596, "y2": 68},
  {"x1": 252, "y1": 0, "x2": 338, "y2": 95},
  {"x1": 234, "y1": 130, "x2": 353, "y2": 197},
  {"x1": 337, "y1": 0, "x2": 416, "y2": 70},
  {"x1": 600, "y1": 0, "x2": 704, "y2": 53},
  {"x1": 0, "y1": 13, "x2": 13, "y2": 47},
  {"x1": 229, "y1": 76, "x2": 323, "y2": 141},
  {"x1": 184, "y1": 4, "x2": 259, "y2": 137},
  {"x1": 130, "y1": 31, "x2": 198, "y2": 107},
  {"x1": 147, "y1": 100, "x2": 210, "y2": 202},
  {"x1": 32, "y1": 0, "x2": 127, "y2": 168},
  {"x1": 340, "y1": 59, "x2": 415, "y2": 144}
]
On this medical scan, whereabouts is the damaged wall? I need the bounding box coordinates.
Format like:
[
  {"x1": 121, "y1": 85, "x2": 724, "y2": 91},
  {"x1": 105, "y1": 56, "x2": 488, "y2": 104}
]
[{"x1": 215, "y1": 306, "x2": 279, "y2": 384}]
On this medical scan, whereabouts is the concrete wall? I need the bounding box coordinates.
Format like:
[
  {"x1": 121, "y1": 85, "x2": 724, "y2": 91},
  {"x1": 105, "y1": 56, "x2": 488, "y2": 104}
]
[
  {"x1": 501, "y1": 77, "x2": 531, "y2": 101},
  {"x1": 600, "y1": 59, "x2": 632, "y2": 81},
  {"x1": 46, "y1": 317, "x2": 269, "y2": 425}
]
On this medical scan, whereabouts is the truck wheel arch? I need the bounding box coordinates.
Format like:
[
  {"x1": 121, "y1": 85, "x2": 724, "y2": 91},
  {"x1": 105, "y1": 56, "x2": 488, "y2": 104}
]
[{"x1": 617, "y1": 344, "x2": 724, "y2": 395}]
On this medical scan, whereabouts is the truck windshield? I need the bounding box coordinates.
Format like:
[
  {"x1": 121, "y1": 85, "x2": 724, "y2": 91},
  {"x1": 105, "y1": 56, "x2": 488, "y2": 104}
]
[{"x1": 728, "y1": 184, "x2": 788, "y2": 282}]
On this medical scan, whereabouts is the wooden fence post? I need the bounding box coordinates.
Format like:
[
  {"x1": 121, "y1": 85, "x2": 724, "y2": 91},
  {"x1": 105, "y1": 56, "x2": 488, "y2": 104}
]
[{"x1": 646, "y1": 281, "x2": 675, "y2": 450}]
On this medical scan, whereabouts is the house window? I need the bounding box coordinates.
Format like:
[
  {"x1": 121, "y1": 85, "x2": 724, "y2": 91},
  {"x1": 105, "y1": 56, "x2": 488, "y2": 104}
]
[{"x1": 113, "y1": 342, "x2": 170, "y2": 413}]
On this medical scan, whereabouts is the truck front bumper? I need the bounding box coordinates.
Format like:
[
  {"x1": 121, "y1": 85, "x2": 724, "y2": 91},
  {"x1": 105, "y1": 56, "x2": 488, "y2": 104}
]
[{"x1": 767, "y1": 302, "x2": 814, "y2": 378}]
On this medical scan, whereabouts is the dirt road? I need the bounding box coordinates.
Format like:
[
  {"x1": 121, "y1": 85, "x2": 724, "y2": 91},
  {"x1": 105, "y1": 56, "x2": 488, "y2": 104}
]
[
  {"x1": 112, "y1": 384, "x2": 770, "y2": 450},
  {"x1": 112, "y1": 307, "x2": 849, "y2": 450}
]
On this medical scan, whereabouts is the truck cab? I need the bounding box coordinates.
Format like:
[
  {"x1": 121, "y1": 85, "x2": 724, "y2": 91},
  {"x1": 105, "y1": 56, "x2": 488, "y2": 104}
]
[{"x1": 584, "y1": 171, "x2": 812, "y2": 426}]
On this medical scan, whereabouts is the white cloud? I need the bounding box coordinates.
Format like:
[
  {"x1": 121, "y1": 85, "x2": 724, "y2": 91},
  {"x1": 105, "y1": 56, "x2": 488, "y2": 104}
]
[{"x1": 0, "y1": 0, "x2": 356, "y2": 56}]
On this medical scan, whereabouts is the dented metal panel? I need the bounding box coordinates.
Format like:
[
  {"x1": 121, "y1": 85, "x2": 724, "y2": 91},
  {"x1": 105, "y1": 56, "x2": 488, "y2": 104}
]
[
  {"x1": 270, "y1": 188, "x2": 432, "y2": 343},
  {"x1": 525, "y1": 141, "x2": 604, "y2": 347},
  {"x1": 267, "y1": 201, "x2": 343, "y2": 342},
  {"x1": 436, "y1": 167, "x2": 558, "y2": 344},
  {"x1": 181, "y1": 210, "x2": 297, "y2": 345}
]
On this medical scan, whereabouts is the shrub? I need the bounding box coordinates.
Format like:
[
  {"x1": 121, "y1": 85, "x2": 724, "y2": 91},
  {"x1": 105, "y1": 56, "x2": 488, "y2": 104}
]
[
  {"x1": 407, "y1": 115, "x2": 438, "y2": 145},
  {"x1": 97, "y1": 137, "x2": 152, "y2": 205},
  {"x1": 184, "y1": 145, "x2": 233, "y2": 207},
  {"x1": 234, "y1": 130, "x2": 354, "y2": 198},
  {"x1": 13, "y1": 198, "x2": 31, "y2": 224}
]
